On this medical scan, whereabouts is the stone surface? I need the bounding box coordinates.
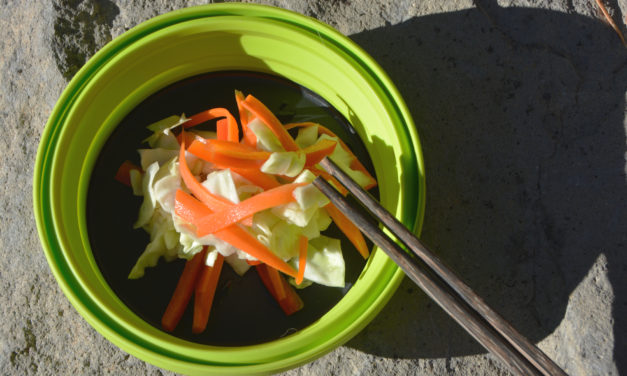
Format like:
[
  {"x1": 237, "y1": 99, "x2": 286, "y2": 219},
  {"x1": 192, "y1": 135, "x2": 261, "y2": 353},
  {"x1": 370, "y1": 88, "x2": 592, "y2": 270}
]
[{"x1": 1, "y1": 0, "x2": 626, "y2": 375}]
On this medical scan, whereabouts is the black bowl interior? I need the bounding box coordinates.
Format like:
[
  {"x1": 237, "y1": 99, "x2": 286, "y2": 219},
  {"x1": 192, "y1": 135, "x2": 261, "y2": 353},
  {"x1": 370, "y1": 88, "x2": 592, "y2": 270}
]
[{"x1": 87, "y1": 71, "x2": 377, "y2": 346}]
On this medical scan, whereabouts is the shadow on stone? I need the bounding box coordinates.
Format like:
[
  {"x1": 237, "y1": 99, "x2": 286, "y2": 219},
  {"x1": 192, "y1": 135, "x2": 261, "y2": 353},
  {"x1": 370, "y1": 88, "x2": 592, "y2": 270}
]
[
  {"x1": 52, "y1": 0, "x2": 120, "y2": 80},
  {"x1": 346, "y1": 3, "x2": 627, "y2": 372}
]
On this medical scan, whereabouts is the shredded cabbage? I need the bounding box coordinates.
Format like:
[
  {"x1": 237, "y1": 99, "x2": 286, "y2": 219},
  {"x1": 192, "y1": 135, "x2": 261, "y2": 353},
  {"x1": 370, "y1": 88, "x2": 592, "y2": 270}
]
[
  {"x1": 272, "y1": 170, "x2": 329, "y2": 227},
  {"x1": 295, "y1": 125, "x2": 319, "y2": 149},
  {"x1": 202, "y1": 169, "x2": 240, "y2": 204},
  {"x1": 290, "y1": 236, "x2": 345, "y2": 288},
  {"x1": 261, "y1": 151, "x2": 305, "y2": 177},
  {"x1": 247, "y1": 118, "x2": 284, "y2": 152},
  {"x1": 128, "y1": 109, "x2": 374, "y2": 289},
  {"x1": 318, "y1": 134, "x2": 372, "y2": 187}
]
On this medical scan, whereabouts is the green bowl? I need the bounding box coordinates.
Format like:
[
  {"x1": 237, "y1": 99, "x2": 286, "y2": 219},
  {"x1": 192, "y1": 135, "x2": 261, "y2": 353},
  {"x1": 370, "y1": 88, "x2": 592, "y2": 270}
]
[{"x1": 33, "y1": 4, "x2": 425, "y2": 375}]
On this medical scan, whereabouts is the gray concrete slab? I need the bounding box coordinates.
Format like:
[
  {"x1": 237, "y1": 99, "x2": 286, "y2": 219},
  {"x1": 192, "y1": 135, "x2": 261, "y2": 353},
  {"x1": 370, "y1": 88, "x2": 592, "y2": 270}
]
[{"x1": 1, "y1": 0, "x2": 625, "y2": 375}]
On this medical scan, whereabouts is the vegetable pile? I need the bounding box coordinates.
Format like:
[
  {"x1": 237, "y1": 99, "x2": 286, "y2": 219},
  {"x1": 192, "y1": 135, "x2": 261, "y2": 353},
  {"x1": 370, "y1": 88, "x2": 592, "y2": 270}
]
[{"x1": 115, "y1": 91, "x2": 377, "y2": 334}]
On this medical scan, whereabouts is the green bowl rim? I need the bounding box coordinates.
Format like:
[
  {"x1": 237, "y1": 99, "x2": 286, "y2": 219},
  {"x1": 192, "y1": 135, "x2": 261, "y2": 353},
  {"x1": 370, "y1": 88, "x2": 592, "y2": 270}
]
[{"x1": 33, "y1": 3, "x2": 426, "y2": 375}]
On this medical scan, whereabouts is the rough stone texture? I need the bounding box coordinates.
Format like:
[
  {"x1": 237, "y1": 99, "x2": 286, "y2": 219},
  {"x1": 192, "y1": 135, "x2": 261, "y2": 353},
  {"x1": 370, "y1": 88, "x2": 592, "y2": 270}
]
[{"x1": 1, "y1": 0, "x2": 626, "y2": 375}]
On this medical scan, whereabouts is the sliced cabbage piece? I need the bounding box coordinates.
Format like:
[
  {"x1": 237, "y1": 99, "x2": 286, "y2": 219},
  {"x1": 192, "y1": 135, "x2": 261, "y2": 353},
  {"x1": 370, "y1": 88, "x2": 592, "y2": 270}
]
[
  {"x1": 147, "y1": 114, "x2": 189, "y2": 133},
  {"x1": 173, "y1": 217, "x2": 240, "y2": 260},
  {"x1": 152, "y1": 158, "x2": 180, "y2": 214},
  {"x1": 129, "y1": 169, "x2": 143, "y2": 196},
  {"x1": 205, "y1": 249, "x2": 219, "y2": 267},
  {"x1": 128, "y1": 236, "x2": 166, "y2": 279},
  {"x1": 295, "y1": 124, "x2": 318, "y2": 149},
  {"x1": 148, "y1": 130, "x2": 180, "y2": 150},
  {"x1": 247, "y1": 118, "x2": 284, "y2": 152},
  {"x1": 138, "y1": 148, "x2": 179, "y2": 171},
  {"x1": 177, "y1": 230, "x2": 205, "y2": 259},
  {"x1": 129, "y1": 208, "x2": 180, "y2": 279},
  {"x1": 143, "y1": 114, "x2": 189, "y2": 148},
  {"x1": 316, "y1": 134, "x2": 373, "y2": 188},
  {"x1": 300, "y1": 208, "x2": 332, "y2": 240},
  {"x1": 225, "y1": 253, "x2": 251, "y2": 276},
  {"x1": 134, "y1": 162, "x2": 159, "y2": 229},
  {"x1": 202, "y1": 169, "x2": 240, "y2": 204},
  {"x1": 261, "y1": 151, "x2": 305, "y2": 177},
  {"x1": 269, "y1": 220, "x2": 301, "y2": 260},
  {"x1": 272, "y1": 170, "x2": 329, "y2": 227},
  {"x1": 236, "y1": 184, "x2": 264, "y2": 201},
  {"x1": 291, "y1": 235, "x2": 345, "y2": 288},
  {"x1": 251, "y1": 210, "x2": 281, "y2": 248},
  {"x1": 228, "y1": 170, "x2": 264, "y2": 200}
]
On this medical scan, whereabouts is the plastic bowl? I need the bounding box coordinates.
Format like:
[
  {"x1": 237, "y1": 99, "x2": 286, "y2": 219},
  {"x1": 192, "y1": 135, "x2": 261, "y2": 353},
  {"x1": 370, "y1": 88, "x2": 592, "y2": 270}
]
[{"x1": 33, "y1": 4, "x2": 425, "y2": 375}]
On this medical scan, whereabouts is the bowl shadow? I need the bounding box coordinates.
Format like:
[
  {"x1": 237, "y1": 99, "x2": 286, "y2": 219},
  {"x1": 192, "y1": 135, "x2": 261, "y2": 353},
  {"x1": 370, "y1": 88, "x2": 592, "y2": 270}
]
[{"x1": 346, "y1": 3, "x2": 627, "y2": 372}]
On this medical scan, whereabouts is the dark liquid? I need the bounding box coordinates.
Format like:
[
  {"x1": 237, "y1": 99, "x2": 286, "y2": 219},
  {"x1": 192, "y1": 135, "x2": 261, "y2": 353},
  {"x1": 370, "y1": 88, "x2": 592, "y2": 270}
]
[{"x1": 87, "y1": 71, "x2": 377, "y2": 346}]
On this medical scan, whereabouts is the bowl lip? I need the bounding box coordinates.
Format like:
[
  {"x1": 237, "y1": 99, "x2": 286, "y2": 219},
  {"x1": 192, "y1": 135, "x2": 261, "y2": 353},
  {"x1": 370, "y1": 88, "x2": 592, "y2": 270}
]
[{"x1": 33, "y1": 3, "x2": 426, "y2": 375}]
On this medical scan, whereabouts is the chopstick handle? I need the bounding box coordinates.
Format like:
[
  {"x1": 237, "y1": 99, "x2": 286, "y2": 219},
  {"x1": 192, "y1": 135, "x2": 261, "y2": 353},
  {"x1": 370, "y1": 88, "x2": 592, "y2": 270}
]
[
  {"x1": 317, "y1": 157, "x2": 567, "y2": 376},
  {"x1": 314, "y1": 176, "x2": 539, "y2": 375}
]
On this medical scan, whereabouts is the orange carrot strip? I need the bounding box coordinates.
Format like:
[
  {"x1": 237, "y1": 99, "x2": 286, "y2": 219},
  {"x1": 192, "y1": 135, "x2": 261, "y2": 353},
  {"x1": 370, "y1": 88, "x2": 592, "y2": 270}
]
[
  {"x1": 246, "y1": 259, "x2": 262, "y2": 266},
  {"x1": 242, "y1": 127, "x2": 257, "y2": 147},
  {"x1": 231, "y1": 167, "x2": 280, "y2": 190},
  {"x1": 235, "y1": 90, "x2": 250, "y2": 129},
  {"x1": 195, "y1": 183, "x2": 305, "y2": 236},
  {"x1": 241, "y1": 95, "x2": 299, "y2": 151},
  {"x1": 192, "y1": 253, "x2": 224, "y2": 334},
  {"x1": 191, "y1": 138, "x2": 335, "y2": 172},
  {"x1": 349, "y1": 158, "x2": 377, "y2": 190},
  {"x1": 161, "y1": 249, "x2": 207, "y2": 332},
  {"x1": 295, "y1": 235, "x2": 308, "y2": 285},
  {"x1": 216, "y1": 119, "x2": 228, "y2": 141},
  {"x1": 185, "y1": 108, "x2": 239, "y2": 142},
  {"x1": 178, "y1": 138, "x2": 253, "y2": 226},
  {"x1": 256, "y1": 264, "x2": 276, "y2": 300},
  {"x1": 285, "y1": 122, "x2": 377, "y2": 189},
  {"x1": 301, "y1": 138, "x2": 337, "y2": 167},
  {"x1": 177, "y1": 131, "x2": 198, "y2": 147},
  {"x1": 325, "y1": 203, "x2": 369, "y2": 259},
  {"x1": 175, "y1": 190, "x2": 298, "y2": 278},
  {"x1": 206, "y1": 139, "x2": 270, "y2": 160},
  {"x1": 178, "y1": 137, "x2": 233, "y2": 211},
  {"x1": 175, "y1": 190, "x2": 211, "y2": 221},
  {"x1": 214, "y1": 224, "x2": 297, "y2": 278},
  {"x1": 210, "y1": 155, "x2": 267, "y2": 170},
  {"x1": 282, "y1": 284, "x2": 304, "y2": 315},
  {"x1": 114, "y1": 160, "x2": 141, "y2": 186},
  {"x1": 266, "y1": 265, "x2": 286, "y2": 301},
  {"x1": 226, "y1": 120, "x2": 238, "y2": 143},
  {"x1": 256, "y1": 264, "x2": 304, "y2": 315},
  {"x1": 235, "y1": 90, "x2": 257, "y2": 146},
  {"x1": 187, "y1": 139, "x2": 267, "y2": 169}
]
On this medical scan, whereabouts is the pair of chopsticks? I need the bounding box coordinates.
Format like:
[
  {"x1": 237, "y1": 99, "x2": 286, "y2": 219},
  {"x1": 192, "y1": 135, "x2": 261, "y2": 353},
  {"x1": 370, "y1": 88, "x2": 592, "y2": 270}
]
[{"x1": 313, "y1": 157, "x2": 567, "y2": 376}]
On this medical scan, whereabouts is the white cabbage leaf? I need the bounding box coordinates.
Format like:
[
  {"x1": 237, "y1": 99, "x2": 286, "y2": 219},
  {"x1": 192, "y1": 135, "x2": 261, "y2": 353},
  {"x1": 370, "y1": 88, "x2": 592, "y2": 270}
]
[
  {"x1": 247, "y1": 118, "x2": 284, "y2": 152},
  {"x1": 295, "y1": 125, "x2": 318, "y2": 149},
  {"x1": 261, "y1": 151, "x2": 305, "y2": 177},
  {"x1": 317, "y1": 134, "x2": 372, "y2": 188},
  {"x1": 272, "y1": 170, "x2": 329, "y2": 227},
  {"x1": 290, "y1": 235, "x2": 345, "y2": 288},
  {"x1": 202, "y1": 169, "x2": 240, "y2": 204}
]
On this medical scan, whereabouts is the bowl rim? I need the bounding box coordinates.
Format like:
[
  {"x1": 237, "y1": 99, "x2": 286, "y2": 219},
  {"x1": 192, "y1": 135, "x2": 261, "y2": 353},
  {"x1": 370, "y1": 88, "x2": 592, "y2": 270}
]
[{"x1": 33, "y1": 3, "x2": 426, "y2": 375}]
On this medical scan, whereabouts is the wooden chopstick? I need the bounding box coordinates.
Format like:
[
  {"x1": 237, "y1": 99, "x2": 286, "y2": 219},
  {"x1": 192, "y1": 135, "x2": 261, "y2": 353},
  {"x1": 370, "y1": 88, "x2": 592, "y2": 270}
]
[{"x1": 314, "y1": 157, "x2": 567, "y2": 376}]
